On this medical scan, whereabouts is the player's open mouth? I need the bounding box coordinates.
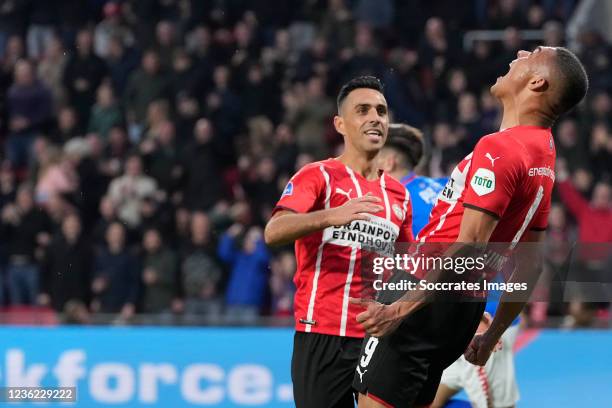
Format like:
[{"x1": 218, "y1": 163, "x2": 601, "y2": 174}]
[{"x1": 365, "y1": 129, "x2": 383, "y2": 142}]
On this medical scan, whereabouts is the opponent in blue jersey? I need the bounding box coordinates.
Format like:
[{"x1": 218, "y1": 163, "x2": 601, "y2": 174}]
[{"x1": 377, "y1": 123, "x2": 444, "y2": 236}]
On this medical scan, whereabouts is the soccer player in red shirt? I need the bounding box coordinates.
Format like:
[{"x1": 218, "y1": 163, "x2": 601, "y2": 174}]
[
  {"x1": 351, "y1": 47, "x2": 589, "y2": 407},
  {"x1": 265, "y1": 76, "x2": 414, "y2": 407}
]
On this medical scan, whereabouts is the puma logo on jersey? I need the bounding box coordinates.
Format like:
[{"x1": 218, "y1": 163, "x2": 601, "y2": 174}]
[
  {"x1": 356, "y1": 366, "x2": 367, "y2": 382},
  {"x1": 335, "y1": 187, "x2": 353, "y2": 201},
  {"x1": 485, "y1": 153, "x2": 500, "y2": 167}
]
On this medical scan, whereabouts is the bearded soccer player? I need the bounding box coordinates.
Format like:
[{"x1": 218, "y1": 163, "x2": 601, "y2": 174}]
[
  {"x1": 264, "y1": 76, "x2": 413, "y2": 407},
  {"x1": 351, "y1": 47, "x2": 588, "y2": 407}
]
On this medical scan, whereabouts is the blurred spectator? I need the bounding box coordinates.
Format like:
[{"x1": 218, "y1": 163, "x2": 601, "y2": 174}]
[
  {"x1": 41, "y1": 213, "x2": 91, "y2": 312},
  {"x1": 107, "y1": 154, "x2": 158, "y2": 228},
  {"x1": 218, "y1": 224, "x2": 270, "y2": 323},
  {"x1": 0, "y1": 161, "x2": 16, "y2": 208},
  {"x1": 556, "y1": 118, "x2": 588, "y2": 172},
  {"x1": 169, "y1": 49, "x2": 202, "y2": 100},
  {"x1": 354, "y1": 0, "x2": 393, "y2": 30},
  {"x1": 204, "y1": 65, "x2": 242, "y2": 155},
  {"x1": 269, "y1": 251, "x2": 296, "y2": 317},
  {"x1": 557, "y1": 161, "x2": 612, "y2": 243},
  {"x1": 124, "y1": 50, "x2": 168, "y2": 126},
  {"x1": 6, "y1": 59, "x2": 52, "y2": 168},
  {"x1": 286, "y1": 76, "x2": 334, "y2": 159},
  {"x1": 465, "y1": 40, "x2": 498, "y2": 91},
  {"x1": 62, "y1": 29, "x2": 107, "y2": 125},
  {"x1": 542, "y1": 21, "x2": 565, "y2": 47},
  {"x1": 154, "y1": 21, "x2": 179, "y2": 69},
  {"x1": 34, "y1": 146, "x2": 77, "y2": 205},
  {"x1": 588, "y1": 123, "x2": 612, "y2": 180},
  {"x1": 487, "y1": 0, "x2": 525, "y2": 29},
  {"x1": 419, "y1": 17, "x2": 456, "y2": 90},
  {"x1": 37, "y1": 36, "x2": 68, "y2": 108},
  {"x1": 26, "y1": 0, "x2": 58, "y2": 59},
  {"x1": 142, "y1": 99, "x2": 169, "y2": 142},
  {"x1": 181, "y1": 118, "x2": 223, "y2": 211},
  {"x1": 63, "y1": 299, "x2": 91, "y2": 325},
  {"x1": 141, "y1": 120, "x2": 181, "y2": 194},
  {"x1": 91, "y1": 222, "x2": 139, "y2": 319},
  {"x1": 0, "y1": 184, "x2": 51, "y2": 305},
  {"x1": 92, "y1": 195, "x2": 117, "y2": 248},
  {"x1": 0, "y1": 1, "x2": 29, "y2": 56},
  {"x1": 105, "y1": 35, "x2": 140, "y2": 93},
  {"x1": 540, "y1": 204, "x2": 575, "y2": 321},
  {"x1": 556, "y1": 161, "x2": 612, "y2": 326},
  {"x1": 94, "y1": 1, "x2": 134, "y2": 59},
  {"x1": 141, "y1": 228, "x2": 180, "y2": 314},
  {"x1": 88, "y1": 82, "x2": 123, "y2": 140},
  {"x1": 320, "y1": 0, "x2": 354, "y2": 51},
  {"x1": 52, "y1": 106, "x2": 81, "y2": 144},
  {"x1": 181, "y1": 212, "x2": 223, "y2": 319},
  {"x1": 577, "y1": 30, "x2": 612, "y2": 91}
]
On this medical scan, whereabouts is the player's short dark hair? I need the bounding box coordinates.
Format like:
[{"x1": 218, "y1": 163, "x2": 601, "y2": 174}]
[
  {"x1": 385, "y1": 124, "x2": 424, "y2": 169},
  {"x1": 336, "y1": 76, "x2": 384, "y2": 112},
  {"x1": 552, "y1": 47, "x2": 589, "y2": 116}
]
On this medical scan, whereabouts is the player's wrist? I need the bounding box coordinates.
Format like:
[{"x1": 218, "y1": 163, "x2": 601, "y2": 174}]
[
  {"x1": 481, "y1": 329, "x2": 500, "y2": 349},
  {"x1": 319, "y1": 208, "x2": 333, "y2": 228},
  {"x1": 393, "y1": 301, "x2": 412, "y2": 319}
]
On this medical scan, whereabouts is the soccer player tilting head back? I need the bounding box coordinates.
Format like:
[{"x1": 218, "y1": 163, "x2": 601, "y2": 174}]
[
  {"x1": 351, "y1": 47, "x2": 588, "y2": 408},
  {"x1": 265, "y1": 76, "x2": 414, "y2": 407}
]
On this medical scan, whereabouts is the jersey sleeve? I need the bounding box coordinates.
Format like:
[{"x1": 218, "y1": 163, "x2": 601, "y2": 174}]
[
  {"x1": 463, "y1": 136, "x2": 523, "y2": 218},
  {"x1": 273, "y1": 164, "x2": 325, "y2": 214},
  {"x1": 530, "y1": 188, "x2": 551, "y2": 231},
  {"x1": 398, "y1": 192, "x2": 414, "y2": 243}
]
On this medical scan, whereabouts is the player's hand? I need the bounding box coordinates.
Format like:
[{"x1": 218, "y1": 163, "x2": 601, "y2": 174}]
[
  {"x1": 325, "y1": 193, "x2": 383, "y2": 227},
  {"x1": 464, "y1": 333, "x2": 498, "y2": 366},
  {"x1": 350, "y1": 298, "x2": 402, "y2": 338}
]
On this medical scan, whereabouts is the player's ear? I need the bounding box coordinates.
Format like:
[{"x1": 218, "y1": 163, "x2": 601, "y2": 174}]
[
  {"x1": 528, "y1": 75, "x2": 548, "y2": 92},
  {"x1": 333, "y1": 115, "x2": 345, "y2": 136}
]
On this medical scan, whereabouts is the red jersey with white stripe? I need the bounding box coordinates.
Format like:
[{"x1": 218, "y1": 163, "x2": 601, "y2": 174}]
[
  {"x1": 274, "y1": 158, "x2": 413, "y2": 338},
  {"x1": 417, "y1": 125, "x2": 555, "y2": 244}
]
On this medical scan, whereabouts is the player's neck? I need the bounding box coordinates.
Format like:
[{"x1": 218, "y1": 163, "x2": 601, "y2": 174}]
[
  {"x1": 500, "y1": 98, "x2": 554, "y2": 130},
  {"x1": 336, "y1": 151, "x2": 379, "y2": 180}
]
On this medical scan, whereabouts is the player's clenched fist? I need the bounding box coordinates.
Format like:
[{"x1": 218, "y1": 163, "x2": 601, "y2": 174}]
[
  {"x1": 464, "y1": 333, "x2": 498, "y2": 366},
  {"x1": 350, "y1": 297, "x2": 403, "y2": 338},
  {"x1": 324, "y1": 193, "x2": 383, "y2": 226}
]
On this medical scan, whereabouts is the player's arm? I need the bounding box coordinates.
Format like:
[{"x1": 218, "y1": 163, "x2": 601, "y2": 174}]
[
  {"x1": 393, "y1": 208, "x2": 499, "y2": 315},
  {"x1": 352, "y1": 208, "x2": 499, "y2": 336},
  {"x1": 465, "y1": 229, "x2": 545, "y2": 365},
  {"x1": 264, "y1": 194, "x2": 383, "y2": 246},
  {"x1": 353, "y1": 137, "x2": 515, "y2": 337},
  {"x1": 464, "y1": 231, "x2": 545, "y2": 366}
]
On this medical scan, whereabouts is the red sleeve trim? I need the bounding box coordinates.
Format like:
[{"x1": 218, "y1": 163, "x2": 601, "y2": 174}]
[
  {"x1": 271, "y1": 205, "x2": 300, "y2": 216},
  {"x1": 367, "y1": 392, "x2": 395, "y2": 408}
]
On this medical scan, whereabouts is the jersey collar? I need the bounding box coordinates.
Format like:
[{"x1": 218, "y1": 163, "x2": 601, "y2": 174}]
[{"x1": 400, "y1": 172, "x2": 417, "y2": 185}]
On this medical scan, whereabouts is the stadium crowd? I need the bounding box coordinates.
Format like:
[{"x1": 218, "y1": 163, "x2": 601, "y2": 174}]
[{"x1": 0, "y1": 0, "x2": 609, "y2": 326}]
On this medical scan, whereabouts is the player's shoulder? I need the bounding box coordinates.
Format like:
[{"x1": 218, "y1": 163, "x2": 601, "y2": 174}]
[
  {"x1": 291, "y1": 159, "x2": 335, "y2": 179},
  {"x1": 475, "y1": 131, "x2": 526, "y2": 162},
  {"x1": 383, "y1": 173, "x2": 411, "y2": 197}
]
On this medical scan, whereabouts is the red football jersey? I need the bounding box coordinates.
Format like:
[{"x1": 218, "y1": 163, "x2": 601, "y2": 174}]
[
  {"x1": 274, "y1": 158, "x2": 413, "y2": 338},
  {"x1": 418, "y1": 125, "x2": 555, "y2": 243}
]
